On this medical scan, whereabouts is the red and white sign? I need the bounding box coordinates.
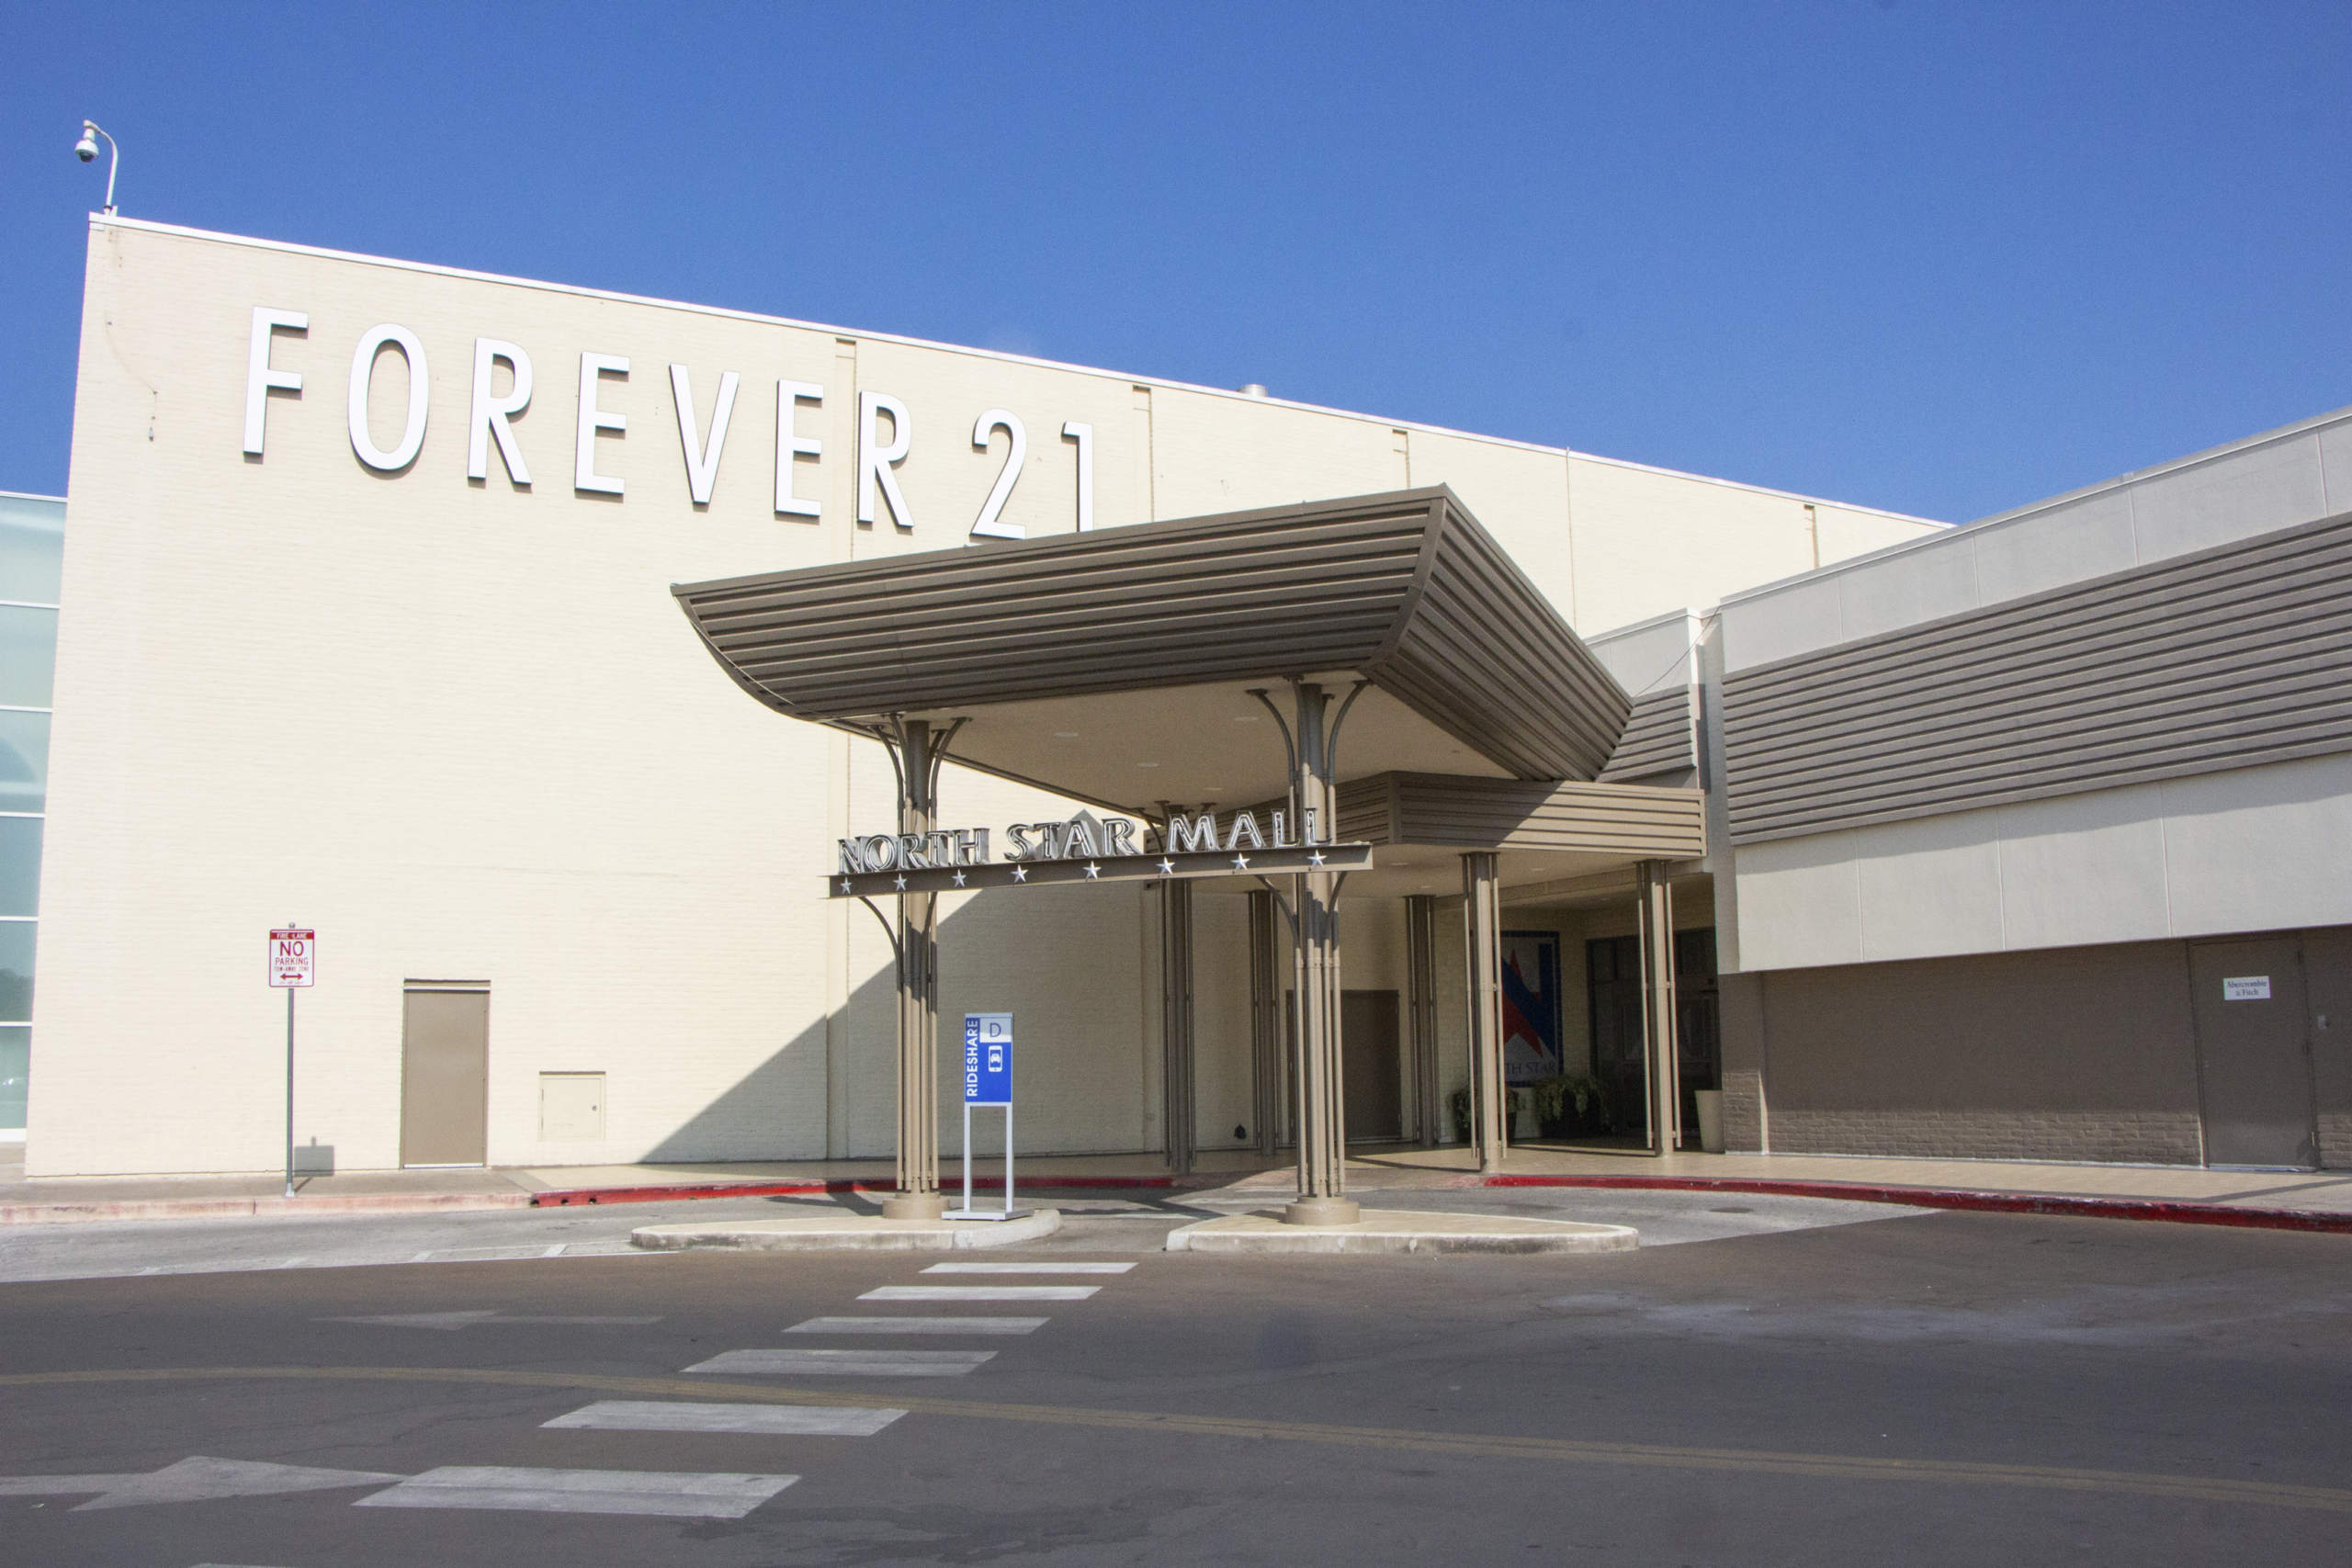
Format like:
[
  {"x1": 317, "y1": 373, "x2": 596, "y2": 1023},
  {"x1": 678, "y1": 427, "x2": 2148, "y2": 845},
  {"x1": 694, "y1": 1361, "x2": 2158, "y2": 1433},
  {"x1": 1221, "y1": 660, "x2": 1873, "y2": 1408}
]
[{"x1": 268, "y1": 928, "x2": 316, "y2": 988}]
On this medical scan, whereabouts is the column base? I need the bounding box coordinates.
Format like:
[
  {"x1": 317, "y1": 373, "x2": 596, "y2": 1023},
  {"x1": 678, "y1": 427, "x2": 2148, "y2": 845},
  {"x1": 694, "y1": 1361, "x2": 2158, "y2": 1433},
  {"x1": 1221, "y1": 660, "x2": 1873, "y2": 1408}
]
[
  {"x1": 1281, "y1": 1196, "x2": 1362, "y2": 1226},
  {"x1": 880, "y1": 1190, "x2": 947, "y2": 1221}
]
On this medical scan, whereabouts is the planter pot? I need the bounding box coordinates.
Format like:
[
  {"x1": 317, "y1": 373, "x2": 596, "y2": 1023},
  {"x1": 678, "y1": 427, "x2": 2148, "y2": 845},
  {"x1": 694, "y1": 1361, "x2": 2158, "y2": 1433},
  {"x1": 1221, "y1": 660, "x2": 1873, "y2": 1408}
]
[{"x1": 1693, "y1": 1089, "x2": 1724, "y2": 1154}]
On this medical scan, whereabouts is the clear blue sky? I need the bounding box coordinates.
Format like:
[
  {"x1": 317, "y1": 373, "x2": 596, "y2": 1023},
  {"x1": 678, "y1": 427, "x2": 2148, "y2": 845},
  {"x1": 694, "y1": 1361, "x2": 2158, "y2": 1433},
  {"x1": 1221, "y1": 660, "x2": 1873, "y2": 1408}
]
[{"x1": 3, "y1": 2, "x2": 2347, "y2": 522}]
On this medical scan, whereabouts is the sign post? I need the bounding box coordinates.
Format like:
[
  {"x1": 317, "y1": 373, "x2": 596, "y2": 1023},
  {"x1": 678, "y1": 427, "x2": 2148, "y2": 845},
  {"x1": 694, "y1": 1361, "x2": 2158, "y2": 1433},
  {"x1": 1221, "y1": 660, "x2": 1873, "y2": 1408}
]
[
  {"x1": 949, "y1": 1012, "x2": 1017, "y2": 1220},
  {"x1": 268, "y1": 927, "x2": 315, "y2": 1199}
]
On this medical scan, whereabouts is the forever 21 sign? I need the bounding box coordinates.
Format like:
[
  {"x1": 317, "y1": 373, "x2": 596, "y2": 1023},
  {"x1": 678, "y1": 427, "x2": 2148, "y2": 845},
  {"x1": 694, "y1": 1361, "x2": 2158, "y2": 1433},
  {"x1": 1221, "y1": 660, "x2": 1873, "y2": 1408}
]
[{"x1": 238, "y1": 306, "x2": 1099, "y2": 539}]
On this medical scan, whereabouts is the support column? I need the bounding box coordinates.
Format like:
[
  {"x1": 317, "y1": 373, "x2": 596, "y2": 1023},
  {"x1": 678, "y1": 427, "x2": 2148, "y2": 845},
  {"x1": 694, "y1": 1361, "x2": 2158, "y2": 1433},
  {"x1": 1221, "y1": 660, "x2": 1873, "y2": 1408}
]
[
  {"x1": 884, "y1": 718, "x2": 944, "y2": 1220},
  {"x1": 1160, "y1": 879, "x2": 1195, "y2": 1175},
  {"x1": 1637, "y1": 859, "x2": 1681, "y2": 1157},
  {"x1": 1462, "y1": 851, "x2": 1506, "y2": 1174},
  {"x1": 1406, "y1": 894, "x2": 1441, "y2": 1146},
  {"x1": 1285, "y1": 682, "x2": 1357, "y2": 1225},
  {"x1": 1247, "y1": 888, "x2": 1283, "y2": 1158}
]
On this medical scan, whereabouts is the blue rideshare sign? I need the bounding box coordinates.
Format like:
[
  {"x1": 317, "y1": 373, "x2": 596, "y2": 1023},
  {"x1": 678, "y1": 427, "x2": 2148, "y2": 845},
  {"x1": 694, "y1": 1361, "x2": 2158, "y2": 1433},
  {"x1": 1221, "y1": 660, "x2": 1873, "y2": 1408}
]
[{"x1": 964, "y1": 1013, "x2": 1013, "y2": 1104}]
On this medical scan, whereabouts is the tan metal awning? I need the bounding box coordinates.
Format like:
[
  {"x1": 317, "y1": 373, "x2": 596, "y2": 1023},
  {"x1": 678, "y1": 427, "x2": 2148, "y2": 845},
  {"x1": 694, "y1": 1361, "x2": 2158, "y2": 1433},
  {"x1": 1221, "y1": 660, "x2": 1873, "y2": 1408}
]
[{"x1": 673, "y1": 489, "x2": 1638, "y2": 823}]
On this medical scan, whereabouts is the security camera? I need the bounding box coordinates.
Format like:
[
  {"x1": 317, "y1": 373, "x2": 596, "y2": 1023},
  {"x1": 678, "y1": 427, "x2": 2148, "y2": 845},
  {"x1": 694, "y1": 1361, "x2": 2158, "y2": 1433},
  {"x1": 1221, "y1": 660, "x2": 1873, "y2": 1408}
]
[{"x1": 74, "y1": 135, "x2": 97, "y2": 163}]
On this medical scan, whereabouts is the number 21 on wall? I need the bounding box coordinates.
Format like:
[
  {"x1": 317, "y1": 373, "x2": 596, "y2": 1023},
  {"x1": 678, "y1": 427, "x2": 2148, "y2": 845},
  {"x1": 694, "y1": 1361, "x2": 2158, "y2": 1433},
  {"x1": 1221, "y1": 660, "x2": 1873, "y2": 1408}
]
[{"x1": 969, "y1": 412, "x2": 1093, "y2": 540}]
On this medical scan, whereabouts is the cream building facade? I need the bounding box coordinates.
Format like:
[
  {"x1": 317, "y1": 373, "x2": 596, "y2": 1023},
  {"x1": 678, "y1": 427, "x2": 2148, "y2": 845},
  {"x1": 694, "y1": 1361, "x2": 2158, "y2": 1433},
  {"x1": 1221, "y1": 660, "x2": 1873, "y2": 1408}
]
[{"x1": 30, "y1": 217, "x2": 1939, "y2": 1178}]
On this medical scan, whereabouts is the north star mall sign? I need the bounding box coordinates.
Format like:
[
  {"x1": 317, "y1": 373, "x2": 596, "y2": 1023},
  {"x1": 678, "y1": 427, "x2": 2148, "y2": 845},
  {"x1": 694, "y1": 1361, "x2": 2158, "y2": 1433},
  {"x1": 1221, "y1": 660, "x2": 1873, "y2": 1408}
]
[{"x1": 828, "y1": 808, "x2": 1372, "y2": 897}]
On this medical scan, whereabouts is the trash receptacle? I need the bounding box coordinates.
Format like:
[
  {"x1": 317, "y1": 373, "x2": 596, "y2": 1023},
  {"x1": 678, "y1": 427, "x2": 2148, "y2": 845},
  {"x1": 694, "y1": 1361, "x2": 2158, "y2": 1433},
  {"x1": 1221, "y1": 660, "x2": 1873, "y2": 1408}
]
[
  {"x1": 1510, "y1": 1087, "x2": 1540, "y2": 1140},
  {"x1": 1694, "y1": 1089, "x2": 1724, "y2": 1154}
]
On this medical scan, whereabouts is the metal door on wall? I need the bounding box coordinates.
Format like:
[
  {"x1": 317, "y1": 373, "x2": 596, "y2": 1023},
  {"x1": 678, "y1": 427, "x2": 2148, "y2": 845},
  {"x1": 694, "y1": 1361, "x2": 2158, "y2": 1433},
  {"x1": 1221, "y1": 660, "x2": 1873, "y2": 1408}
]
[
  {"x1": 1341, "y1": 989, "x2": 1403, "y2": 1143},
  {"x1": 2189, "y1": 940, "x2": 2315, "y2": 1168},
  {"x1": 401, "y1": 985, "x2": 489, "y2": 1168}
]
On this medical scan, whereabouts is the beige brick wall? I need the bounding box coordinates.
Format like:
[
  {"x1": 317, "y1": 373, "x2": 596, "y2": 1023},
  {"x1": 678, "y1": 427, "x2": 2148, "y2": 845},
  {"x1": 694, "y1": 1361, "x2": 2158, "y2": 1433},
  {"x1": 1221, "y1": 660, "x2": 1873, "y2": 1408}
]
[
  {"x1": 1747, "y1": 940, "x2": 2209, "y2": 1166},
  {"x1": 1768, "y1": 1110, "x2": 2203, "y2": 1166},
  {"x1": 1733, "y1": 927, "x2": 2352, "y2": 1168}
]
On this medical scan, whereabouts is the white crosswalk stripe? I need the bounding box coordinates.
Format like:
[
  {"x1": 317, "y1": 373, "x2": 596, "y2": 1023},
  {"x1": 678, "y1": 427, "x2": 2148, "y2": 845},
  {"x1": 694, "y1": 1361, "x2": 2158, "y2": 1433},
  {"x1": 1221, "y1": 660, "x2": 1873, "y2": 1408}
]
[
  {"x1": 184, "y1": 1249, "x2": 1140, "y2": 1526},
  {"x1": 786, "y1": 1315, "x2": 1046, "y2": 1335},
  {"x1": 545, "y1": 1401, "x2": 904, "y2": 1436},
  {"x1": 355, "y1": 1465, "x2": 794, "y2": 1518},
  {"x1": 685, "y1": 1348, "x2": 996, "y2": 1376},
  {"x1": 861, "y1": 1284, "x2": 1099, "y2": 1302},
  {"x1": 921, "y1": 1260, "x2": 1136, "y2": 1274}
]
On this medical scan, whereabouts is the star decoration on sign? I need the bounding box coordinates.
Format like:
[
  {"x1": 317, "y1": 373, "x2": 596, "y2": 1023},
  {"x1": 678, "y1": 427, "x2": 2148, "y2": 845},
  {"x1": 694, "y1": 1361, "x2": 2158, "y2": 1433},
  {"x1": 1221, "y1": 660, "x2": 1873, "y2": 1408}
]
[
  {"x1": 839, "y1": 877, "x2": 854, "y2": 894},
  {"x1": 1231, "y1": 852, "x2": 1251, "y2": 871},
  {"x1": 1306, "y1": 850, "x2": 1327, "y2": 867},
  {"x1": 1010, "y1": 863, "x2": 1028, "y2": 883},
  {"x1": 951, "y1": 869, "x2": 967, "y2": 886},
  {"x1": 1156, "y1": 857, "x2": 1176, "y2": 876},
  {"x1": 893, "y1": 874, "x2": 908, "y2": 891},
  {"x1": 1084, "y1": 862, "x2": 1102, "y2": 880}
]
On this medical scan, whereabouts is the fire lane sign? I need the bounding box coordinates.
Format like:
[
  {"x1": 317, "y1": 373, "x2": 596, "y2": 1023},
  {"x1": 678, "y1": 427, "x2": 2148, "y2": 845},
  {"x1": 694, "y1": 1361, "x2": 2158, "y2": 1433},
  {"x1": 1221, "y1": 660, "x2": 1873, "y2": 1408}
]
[{"x1": 269, "y1": 928, "x2": 316, "y2": 988}]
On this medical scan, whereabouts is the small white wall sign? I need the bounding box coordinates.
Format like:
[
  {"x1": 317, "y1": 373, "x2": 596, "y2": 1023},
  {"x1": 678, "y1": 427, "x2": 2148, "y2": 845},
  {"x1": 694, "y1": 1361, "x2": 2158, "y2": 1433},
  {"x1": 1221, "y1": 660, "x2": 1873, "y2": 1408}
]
[{"x1": 2222, "y1": 976, "x2": 2271, "y2": 1001}]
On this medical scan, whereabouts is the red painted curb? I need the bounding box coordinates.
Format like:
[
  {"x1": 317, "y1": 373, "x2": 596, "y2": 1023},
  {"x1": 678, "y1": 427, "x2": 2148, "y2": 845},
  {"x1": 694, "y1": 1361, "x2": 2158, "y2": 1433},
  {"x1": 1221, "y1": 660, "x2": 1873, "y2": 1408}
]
[
  {"x1": 1481, "y1": 1174, "x2": 2352, "y2": 1234},
  {"x1": 530, "y1": 1175, "x2": 1178, "y2": 1207}
]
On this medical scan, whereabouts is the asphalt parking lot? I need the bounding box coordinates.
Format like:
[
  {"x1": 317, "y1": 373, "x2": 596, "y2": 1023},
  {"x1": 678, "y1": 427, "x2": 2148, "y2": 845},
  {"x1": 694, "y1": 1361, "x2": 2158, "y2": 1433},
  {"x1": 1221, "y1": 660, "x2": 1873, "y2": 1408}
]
[{"x1": 2, "y1": 1188, "x2": 2347, "y2": 1566}]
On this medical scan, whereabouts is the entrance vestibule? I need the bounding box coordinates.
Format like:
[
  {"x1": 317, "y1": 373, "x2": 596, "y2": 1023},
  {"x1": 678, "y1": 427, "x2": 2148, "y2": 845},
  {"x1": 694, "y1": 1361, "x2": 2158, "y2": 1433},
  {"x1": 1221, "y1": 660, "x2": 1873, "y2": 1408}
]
[{"x1": 1589, "y1": 928, "x2": 1721, "y2": 1149}]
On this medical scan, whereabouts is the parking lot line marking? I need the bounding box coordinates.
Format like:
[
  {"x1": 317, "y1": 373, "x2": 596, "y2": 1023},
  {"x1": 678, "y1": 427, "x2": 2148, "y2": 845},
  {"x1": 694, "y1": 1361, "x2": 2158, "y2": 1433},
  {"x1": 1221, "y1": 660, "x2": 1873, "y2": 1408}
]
[
  {"x1": 921, "y1": 1261, "x2": 1135, "y2": 1274},
  {"x1": 545, "y1": 1400, "x2": 905, "y2": 1436},
  {"x1": 786, "y1": 1316, "x2": 1048, "y2": 1336},
  {"x1": 861, "y1": 1285, "x2": 1098, "y2": 1302},
  {"x1": 685, "y1": 1348, "x2": 995, "y2": 1377},
  {"x1": 17, "y1": 1367, "x2": 2352, "y2": 1517},
  {"x1": 354, "y1": 1465, "x2": 794, "y2": 1518}
]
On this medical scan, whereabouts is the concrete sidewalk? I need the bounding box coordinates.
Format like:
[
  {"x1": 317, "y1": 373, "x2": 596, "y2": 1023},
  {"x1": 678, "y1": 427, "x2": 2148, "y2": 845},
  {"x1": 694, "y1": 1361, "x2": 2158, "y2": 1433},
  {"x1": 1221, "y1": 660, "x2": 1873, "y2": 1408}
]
[{"x1": 5, "y1": 1142, "x2": 2350, "y2": 1229}]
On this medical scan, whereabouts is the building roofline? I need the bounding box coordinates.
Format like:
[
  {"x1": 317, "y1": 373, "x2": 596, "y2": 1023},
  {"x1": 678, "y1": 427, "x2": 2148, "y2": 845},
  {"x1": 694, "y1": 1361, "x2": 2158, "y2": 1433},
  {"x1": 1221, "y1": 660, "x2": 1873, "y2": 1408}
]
[
  {"x1": 87, "y1": 214, "x2": 1943, "y2": 528},
  {"x1": 1717, "y1": 400, "x2": 2352, "y2": 611},
  {"x1": 1587, "y1": 605, "x2": 1706, "y2": 645},
  {"x1": 1566, "y1": 448, "x2": 1945, "y2": 528}
]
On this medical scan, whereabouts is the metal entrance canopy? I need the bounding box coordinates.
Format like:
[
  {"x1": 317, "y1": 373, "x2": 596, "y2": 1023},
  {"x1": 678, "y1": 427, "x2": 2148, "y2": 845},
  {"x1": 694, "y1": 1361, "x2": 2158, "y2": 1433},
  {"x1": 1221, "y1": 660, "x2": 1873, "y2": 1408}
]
[{"x1": 674, "y1": 489, "x2": 1705, "y2": 1223}]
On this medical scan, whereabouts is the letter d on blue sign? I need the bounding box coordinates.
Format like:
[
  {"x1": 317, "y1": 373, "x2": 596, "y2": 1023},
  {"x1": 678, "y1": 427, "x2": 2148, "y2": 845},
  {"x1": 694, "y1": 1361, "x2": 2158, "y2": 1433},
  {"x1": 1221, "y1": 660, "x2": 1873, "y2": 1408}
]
[{"x1": 965, "y1": 1012, "x2": 1013, "y2": 1104}]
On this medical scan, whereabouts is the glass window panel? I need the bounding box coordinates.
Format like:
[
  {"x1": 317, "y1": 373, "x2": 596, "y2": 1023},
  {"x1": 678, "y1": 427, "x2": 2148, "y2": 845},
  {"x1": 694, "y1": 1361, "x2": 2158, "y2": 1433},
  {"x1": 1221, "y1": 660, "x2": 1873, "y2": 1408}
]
[
  {"x1": 0, "y1": 819, "x2": 41, "y2": 918},
  {"x1": 0, "y1": 1025, "x2": 25, "y2": 1130},
  {"x1": 0, "y1": 922, "x2": 32, "y2": 1021},
  {"x1": 0, "y1": 710, "x2": 49, "y2": 815},
  {"x1": 0, "y1": 496, "x2": 63, "y2": 605},
  {"x1": 0, "y1": 606, "x2": 55, "y2": 709}
]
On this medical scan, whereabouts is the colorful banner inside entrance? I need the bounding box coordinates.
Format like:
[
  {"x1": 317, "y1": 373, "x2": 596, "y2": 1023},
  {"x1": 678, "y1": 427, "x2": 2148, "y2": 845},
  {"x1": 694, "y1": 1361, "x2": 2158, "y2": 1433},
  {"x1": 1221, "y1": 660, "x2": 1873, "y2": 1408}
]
[{"x1": 1500, "y1": 931, "x2": 1563, "y2": 1086}]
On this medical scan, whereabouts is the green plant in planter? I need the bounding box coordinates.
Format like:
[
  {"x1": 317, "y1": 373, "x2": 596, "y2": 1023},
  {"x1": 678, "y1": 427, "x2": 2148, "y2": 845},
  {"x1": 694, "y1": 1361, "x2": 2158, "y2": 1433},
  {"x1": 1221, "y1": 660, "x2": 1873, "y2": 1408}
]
[{"x1": 1530, "y1": 1071, "x2": 1611, "y2": 1136}]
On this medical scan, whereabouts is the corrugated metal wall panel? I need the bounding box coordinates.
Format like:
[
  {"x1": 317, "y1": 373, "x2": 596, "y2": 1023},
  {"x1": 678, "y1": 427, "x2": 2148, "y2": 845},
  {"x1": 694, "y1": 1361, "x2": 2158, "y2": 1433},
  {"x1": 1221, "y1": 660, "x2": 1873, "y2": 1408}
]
[
  {"x1": 1238, "y1": 772, "x2": 1703, "y2": 858},
  {"x1": 1721, "y1": 508, "x2": 2352, "y2": 843},
  {"x1": 1388, "y1": 773, "x2": 1705, "y2": 857},
  {"x1": 1334, "y1": 776, "x2": 1400, "y2": 845},
  {"x1": 1598, "y1": 687, "x2": 1698, "y2": 783}
]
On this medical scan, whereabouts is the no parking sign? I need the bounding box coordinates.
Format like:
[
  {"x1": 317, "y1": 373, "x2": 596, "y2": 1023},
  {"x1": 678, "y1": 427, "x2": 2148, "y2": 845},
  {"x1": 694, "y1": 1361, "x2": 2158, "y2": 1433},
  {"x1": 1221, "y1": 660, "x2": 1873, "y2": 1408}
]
[{"x1": 268, "y1": 928, "x2": 316, "y2": 987}]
